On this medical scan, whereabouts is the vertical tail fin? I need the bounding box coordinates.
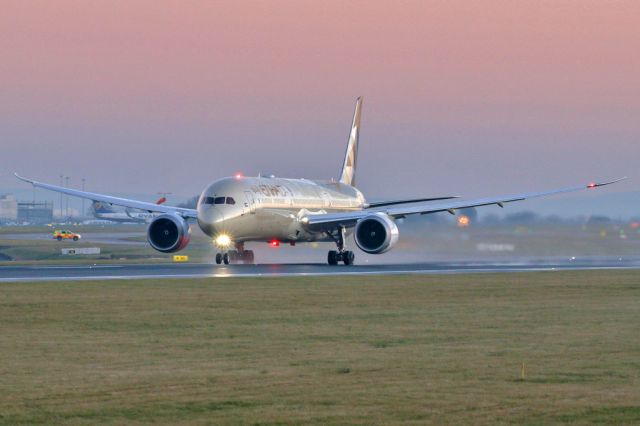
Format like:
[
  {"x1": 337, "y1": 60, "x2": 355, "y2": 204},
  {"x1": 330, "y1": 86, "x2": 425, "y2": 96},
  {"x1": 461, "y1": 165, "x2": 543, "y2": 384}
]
[{"x1": 339, "y1": 97, "x2": 362, "y2": 187}]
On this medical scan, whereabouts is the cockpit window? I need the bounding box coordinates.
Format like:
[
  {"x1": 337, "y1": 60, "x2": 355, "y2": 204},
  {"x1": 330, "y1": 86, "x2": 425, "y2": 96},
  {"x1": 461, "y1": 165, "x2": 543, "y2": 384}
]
[{"x1": 202, "y1": 196, "x2": 235, "y2": 206}]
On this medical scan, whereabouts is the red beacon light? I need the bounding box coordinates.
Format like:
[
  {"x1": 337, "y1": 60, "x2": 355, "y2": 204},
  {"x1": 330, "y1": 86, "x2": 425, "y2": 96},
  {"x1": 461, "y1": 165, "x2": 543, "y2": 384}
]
[
  {"x1": 235, "y1": 172, "x2": 243, "y2": 179},
  {"x1": 269, "y1": 239, "x2": 280, "y2": 247},
  {"x1": 587, "y1": 182, "x2": 597, "y2": 189}
]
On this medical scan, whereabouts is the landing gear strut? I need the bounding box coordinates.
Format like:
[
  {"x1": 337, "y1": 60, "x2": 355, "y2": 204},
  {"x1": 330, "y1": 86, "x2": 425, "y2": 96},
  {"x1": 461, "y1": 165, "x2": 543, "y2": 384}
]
[
  {"x1": 215, "y1": 242, "x2": 255, "y2": 265},
  {"x1": 327, "y1": 226, "x2": 355, "y2": 265}
]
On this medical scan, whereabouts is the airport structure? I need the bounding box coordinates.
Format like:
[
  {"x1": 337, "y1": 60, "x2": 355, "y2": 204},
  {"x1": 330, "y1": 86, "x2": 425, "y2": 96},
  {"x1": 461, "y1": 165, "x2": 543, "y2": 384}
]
[
  {"x1": 0, "y1": 194, "x2": 18, "y2": 222},
  {"x1": 16, "y1": 201, "x2": 53, "y2": 225}
]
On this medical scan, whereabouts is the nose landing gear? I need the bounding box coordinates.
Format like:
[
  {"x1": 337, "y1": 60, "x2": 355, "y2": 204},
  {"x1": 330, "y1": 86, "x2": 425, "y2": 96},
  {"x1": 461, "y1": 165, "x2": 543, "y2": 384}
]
[
  {"x1": 215, "y1": 242, "x2": 255, "y2": 265},
  {"x1": 327, "y1": 226, "x2": 355, "y2": 265}
]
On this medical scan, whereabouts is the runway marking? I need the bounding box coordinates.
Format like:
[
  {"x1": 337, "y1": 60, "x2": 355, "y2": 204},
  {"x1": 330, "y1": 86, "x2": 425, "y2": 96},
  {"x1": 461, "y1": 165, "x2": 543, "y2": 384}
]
[
  {"x1": 28, "y1": 265, "x2": 124, "y2": 270},
  {"x1": 1, "y1": 265, "x2": 640, "y2": 283}
]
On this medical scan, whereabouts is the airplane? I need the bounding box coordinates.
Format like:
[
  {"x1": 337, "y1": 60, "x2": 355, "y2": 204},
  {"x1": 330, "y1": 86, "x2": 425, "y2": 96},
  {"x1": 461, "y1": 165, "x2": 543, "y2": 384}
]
[
  {"x1": 15, "y1": 97, "x2": 625, "y2": 265},
  {"x1": 91, "y1": 197, "x2": 167, "y2": 223}
]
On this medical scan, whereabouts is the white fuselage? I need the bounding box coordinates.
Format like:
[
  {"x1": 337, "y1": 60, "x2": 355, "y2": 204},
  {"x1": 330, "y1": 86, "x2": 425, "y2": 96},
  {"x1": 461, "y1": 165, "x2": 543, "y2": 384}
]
[{"x1": 197, "y1": 176, "x2": 366, "y2": 243}]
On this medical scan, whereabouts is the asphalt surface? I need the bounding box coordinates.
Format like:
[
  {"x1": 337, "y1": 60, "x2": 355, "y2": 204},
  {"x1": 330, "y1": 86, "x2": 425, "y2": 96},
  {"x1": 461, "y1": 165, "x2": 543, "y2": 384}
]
[{"x1": 1, "y1": 257, "x2": 639, "y2": 282}]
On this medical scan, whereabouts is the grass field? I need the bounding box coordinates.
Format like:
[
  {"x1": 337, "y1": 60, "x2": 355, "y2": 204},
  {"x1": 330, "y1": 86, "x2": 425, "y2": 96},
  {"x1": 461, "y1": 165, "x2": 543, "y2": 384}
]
[{"x1": 1, "y1": 271, "x2": 639, "y2": 424}]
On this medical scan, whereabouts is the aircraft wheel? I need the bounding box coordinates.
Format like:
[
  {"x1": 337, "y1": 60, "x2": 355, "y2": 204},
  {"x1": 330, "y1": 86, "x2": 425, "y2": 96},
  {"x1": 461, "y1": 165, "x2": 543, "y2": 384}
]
[
  {"x1": 328, "y1": 250, "x2": 339, "y2": 265},
  {"x1": 73, "y1": 236, "x2": 79, "y2": 241},
  {"x1": 215, "y1": 253, "x2": 222, "y2": 264},
  {"x1": 57, "y1": 236, "x2": 62, "y2": 241},
  {"x1": 343, "y1": 251, "x2": 355, "y2": 265},
  {"x1": 223, "y1": 253, "x2": 230, "y2": 265},
  {"x1": 244, "y1": 250, "x2": 255, "y2": 264}
]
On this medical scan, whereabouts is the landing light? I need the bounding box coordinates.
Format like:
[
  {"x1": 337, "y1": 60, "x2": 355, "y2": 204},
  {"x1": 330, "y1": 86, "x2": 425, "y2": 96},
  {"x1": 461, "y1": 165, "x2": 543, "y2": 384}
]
[
  {"x1": 235, "y1": 172, "x2": 243, "y2": 179},
  {"x1": 587, "y1": 182, "x2": 597, "y2": 189},
  {"x1": 457, "y1": 215, "x2": 470, "y2": 228},
  {"x1": 215, "y1": 234, "x2": 232, "y2": 247}
]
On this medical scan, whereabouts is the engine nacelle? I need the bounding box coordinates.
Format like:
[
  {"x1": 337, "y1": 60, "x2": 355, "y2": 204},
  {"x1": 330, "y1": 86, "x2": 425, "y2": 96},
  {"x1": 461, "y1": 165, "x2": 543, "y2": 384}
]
[
  {"x1": 354, "y1": 212, "x2": 399, "y2": 254},
  {"x1": 147, "y1": 214, "x2": 191, "y2": 253}
]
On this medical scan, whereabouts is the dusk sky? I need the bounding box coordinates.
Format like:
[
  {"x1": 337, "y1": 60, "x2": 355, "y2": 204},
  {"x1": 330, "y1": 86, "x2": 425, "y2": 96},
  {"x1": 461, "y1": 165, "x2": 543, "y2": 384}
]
[{"x1": 1, "y1": 0, "x2": 638, "y2": 208}]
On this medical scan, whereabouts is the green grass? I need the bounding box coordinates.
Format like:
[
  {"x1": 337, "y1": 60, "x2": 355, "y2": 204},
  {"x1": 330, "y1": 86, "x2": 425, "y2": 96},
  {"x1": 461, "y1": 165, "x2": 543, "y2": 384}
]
[
  {"x1": 0, "y1": 228, "x2": 213, "y2": 264},
  {"x1": 0, "y1": 238, "x2": 171, "y2": 264},
  {"x1": 0, "y1": 271, "x2": 639, "y2": 424}
]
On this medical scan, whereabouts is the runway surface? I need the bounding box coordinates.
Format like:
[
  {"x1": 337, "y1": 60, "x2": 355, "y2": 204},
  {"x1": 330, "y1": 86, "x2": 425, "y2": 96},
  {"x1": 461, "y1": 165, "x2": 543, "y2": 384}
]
[{"x1": 1, "y1": 257, "x2": 639, "y2": 282}]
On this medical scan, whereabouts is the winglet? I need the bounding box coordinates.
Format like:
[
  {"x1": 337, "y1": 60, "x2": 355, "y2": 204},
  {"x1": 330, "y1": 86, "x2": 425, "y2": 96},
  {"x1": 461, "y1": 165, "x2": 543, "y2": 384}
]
[
  {"x1": 14, "y1": 173, "x2": 34, "y2": 185},
  {"x1": 587, "y1": 177, "x2": 627, "y2": 189}
]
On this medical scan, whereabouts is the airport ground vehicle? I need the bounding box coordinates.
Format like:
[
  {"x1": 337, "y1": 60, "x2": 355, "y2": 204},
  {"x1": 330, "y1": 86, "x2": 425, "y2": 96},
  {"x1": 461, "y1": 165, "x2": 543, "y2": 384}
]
[{"x1": 53, "y1": 230, "x2": 81, "y2": 241}]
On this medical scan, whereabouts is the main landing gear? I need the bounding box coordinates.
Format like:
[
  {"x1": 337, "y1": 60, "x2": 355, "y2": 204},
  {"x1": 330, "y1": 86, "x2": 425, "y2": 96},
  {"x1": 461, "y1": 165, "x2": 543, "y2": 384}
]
[
  {"x1": 215, "y1": 242, "x2": 255, "y2": 265},
  {"x1": 327, "y1": 226, "x2": 355, "y2": 265}
]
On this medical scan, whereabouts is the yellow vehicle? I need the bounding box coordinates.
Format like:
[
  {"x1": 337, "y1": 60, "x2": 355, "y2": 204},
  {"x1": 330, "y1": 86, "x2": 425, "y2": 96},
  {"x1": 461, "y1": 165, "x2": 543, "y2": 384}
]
[{"x1": 53, "y1": 230, "x2": 81, "y2": 241}]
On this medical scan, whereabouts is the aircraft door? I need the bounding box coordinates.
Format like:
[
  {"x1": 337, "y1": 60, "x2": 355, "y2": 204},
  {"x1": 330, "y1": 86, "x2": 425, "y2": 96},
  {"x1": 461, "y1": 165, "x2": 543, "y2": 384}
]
[{"x1": 244, "y1": 191, "x2": 256, "y2": 214}]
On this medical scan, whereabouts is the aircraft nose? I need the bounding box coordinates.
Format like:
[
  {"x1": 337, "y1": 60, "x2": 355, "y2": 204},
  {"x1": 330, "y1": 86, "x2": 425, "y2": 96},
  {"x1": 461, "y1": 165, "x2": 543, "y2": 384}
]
[{"x1": 197, "y1": 206, "x2": 225, "y2": 236}]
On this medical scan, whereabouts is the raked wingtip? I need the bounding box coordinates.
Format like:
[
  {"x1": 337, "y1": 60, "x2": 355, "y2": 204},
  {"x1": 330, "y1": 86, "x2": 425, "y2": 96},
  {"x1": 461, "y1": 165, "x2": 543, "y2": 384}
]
[{"x1": 14, "y1": 173, "x2": 32, "y2": 184}]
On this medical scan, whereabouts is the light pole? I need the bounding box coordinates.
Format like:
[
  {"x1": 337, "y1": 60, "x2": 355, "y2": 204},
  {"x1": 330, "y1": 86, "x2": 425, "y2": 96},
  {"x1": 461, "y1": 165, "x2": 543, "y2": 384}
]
[
  {"x1": 81, "y1": 178, "x2": 86, "y2": 218},
  {"x1": 59, "y1": 175, "x2": 63, "y2": 222},
  {"x1": 65, "y1": 176, "x2": 70, "y2": 220}
]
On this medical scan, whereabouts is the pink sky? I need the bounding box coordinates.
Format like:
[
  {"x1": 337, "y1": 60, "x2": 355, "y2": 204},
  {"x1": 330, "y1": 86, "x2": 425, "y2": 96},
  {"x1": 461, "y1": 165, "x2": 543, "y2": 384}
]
[{"x1": 1, "y1": 0, "x2": 638, "y2": 202}]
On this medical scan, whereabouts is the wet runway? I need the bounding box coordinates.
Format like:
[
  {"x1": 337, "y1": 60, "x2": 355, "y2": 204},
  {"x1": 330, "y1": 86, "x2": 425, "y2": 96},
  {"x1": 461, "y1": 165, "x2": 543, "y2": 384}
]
[{"x1": 1, "y1": 257, "x2": 639, "y2": 282}]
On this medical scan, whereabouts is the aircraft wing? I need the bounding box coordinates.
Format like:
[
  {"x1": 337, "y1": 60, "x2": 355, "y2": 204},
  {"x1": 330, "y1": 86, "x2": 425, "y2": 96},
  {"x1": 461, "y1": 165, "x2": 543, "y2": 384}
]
[
  {"x1": 366, "y1": 196, "x2": 459, "y2": 208},
  {"x1": 304, "y1": 177, "x2": 626, "y2": 230},
  {"x1": 15, "y1": 173, "x2": 198, "y2": 219}
]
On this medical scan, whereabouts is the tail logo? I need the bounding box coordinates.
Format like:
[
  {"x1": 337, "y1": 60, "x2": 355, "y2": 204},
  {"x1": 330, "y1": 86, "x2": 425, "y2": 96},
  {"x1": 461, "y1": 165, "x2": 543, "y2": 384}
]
[{"x1": 339, "y1": 97, "x2": 362, "y2": 187}]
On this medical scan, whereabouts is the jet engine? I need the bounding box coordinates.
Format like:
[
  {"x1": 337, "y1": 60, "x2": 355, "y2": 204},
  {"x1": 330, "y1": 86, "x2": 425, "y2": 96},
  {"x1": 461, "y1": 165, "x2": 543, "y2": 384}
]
[
  {"x1": 354, "y1": 212, "x2": 399, "y2": 254},
  {"x1": 147, "y1": 214, "x2": 191, "y2": 253}
]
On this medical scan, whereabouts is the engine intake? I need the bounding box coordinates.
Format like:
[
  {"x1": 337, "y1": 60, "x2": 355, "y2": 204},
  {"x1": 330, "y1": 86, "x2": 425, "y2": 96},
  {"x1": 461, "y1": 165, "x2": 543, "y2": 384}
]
[
  {"x1": 354, "y1": 213, "x2": 399, "y2": 254},
  {"x1": 147, "y1": 214, "x2": 191, "y2": 253}
]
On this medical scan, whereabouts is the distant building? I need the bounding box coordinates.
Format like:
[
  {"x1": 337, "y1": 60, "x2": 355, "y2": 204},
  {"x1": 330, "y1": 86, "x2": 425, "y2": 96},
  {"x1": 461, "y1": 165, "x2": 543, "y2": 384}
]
[
  {"x1": 0, "y1": 194, "x2": 18, "y2": 222},
  {"x1": 17, "y1": 201, "x2": 53, "y2": 224}
]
